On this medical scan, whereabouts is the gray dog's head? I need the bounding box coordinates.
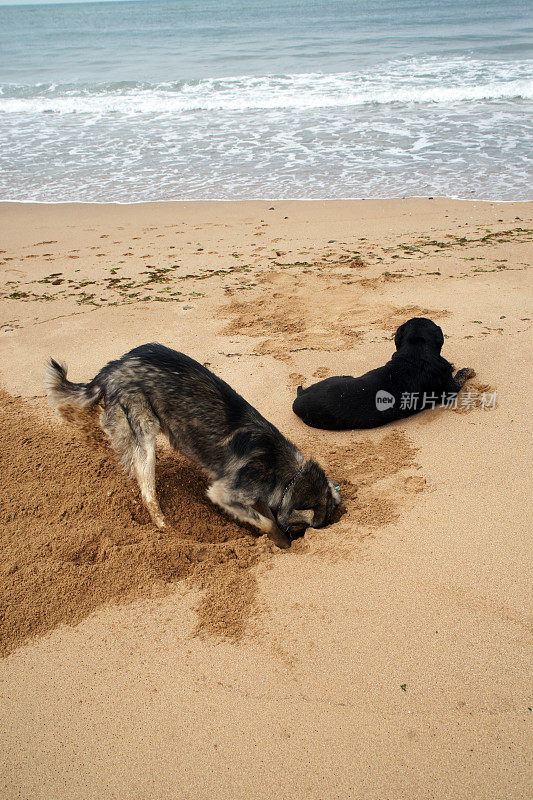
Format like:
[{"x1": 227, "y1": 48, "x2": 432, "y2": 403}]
[{"x1": 276, "y1": 459, "x2": 341, "y2": 540}]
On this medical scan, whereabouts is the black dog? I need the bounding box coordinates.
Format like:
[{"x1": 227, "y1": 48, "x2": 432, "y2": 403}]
[{"x1": 292, "y1": 317, "x2": 475, "y2": 430}]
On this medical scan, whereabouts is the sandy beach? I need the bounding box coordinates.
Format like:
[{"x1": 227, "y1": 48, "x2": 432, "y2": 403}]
[{"x1": 0, "y1": 198, "x2": 531, "y2": 799}]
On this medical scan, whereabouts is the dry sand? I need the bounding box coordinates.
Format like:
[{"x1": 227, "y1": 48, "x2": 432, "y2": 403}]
[{"x1": 0, "y1": 198, "x2": 531, "y2": 799}]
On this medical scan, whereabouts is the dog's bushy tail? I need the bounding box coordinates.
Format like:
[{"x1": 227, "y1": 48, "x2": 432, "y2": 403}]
[{"x1": 45, "y1": 358, "x2": 102, "y2": 410}]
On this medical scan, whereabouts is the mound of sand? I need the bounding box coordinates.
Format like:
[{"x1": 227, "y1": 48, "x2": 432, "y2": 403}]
[{"x1": 0, "y1": 390, "x2": 275, "y2": 656}]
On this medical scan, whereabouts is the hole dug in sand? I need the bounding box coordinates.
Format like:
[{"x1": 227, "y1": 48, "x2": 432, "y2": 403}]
[
  {"x1": 0, "y1": 391, "x2": 421, "y2": 656},
  {"x1": 292, "y1": 430, "x2": 421, "y2": 560}
]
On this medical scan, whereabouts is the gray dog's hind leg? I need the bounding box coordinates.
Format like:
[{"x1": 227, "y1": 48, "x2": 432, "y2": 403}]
[
  {"x1": 101, "y1": 403, "x2": 166, "y2": 530},
  {"x1": 132, "y1": 436, "x2": 166, "y2": 530},
  {"x1": 207, "y1": 480, "x2": 290, "y2": 548}
]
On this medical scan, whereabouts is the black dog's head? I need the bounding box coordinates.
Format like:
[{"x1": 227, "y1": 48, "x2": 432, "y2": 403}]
[
  {"x1": 394, "y1": 317, "x2": 444, "y2": 354},
  {"x1": 276, "y1": 459, "x2": 341, "y2": 540}
]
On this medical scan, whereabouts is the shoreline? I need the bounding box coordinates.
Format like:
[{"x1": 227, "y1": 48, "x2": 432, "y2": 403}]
[{"x1": 1, "y1": 195, "x2": 532, "y2": 205}]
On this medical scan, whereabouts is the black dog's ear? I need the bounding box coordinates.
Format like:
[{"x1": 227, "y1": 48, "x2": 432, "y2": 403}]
[
  {"x1": 394, "y1": 321, "x2": 407, "y2": 350},
  {"x1": 296, "y1": 385, "x2": 304, "y2": 396},
  {"x1": 435, "y1": 324, "x2": 445, "y2": 350}
]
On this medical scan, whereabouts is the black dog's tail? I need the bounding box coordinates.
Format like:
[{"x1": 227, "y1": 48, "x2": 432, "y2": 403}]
[{"x1": 45, "y1": 358, "x2": 102, "y2": 410}]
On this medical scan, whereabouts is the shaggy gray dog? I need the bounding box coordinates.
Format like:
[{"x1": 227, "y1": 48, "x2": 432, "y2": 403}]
[{"x1": 46, "y1": 343, "x2": 340, "y2": 548}]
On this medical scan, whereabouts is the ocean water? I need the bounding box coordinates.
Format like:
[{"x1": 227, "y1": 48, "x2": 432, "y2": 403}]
[{"x1": 0, "y1": 0, "x2": 531, "y2": 202}]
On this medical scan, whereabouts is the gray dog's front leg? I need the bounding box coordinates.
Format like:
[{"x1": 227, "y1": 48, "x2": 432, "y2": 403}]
[{"x1": 207, "y1": 481, "x2": 290, "y2": 548}]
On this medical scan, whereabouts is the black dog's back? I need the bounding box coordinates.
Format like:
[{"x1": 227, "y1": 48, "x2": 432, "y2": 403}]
[
  {"x1": 293, "y1": 318, "x2": 473, "y2": 430},
  {"x1": 293, "y1": 359, "x2": 453, "y2": 430}
]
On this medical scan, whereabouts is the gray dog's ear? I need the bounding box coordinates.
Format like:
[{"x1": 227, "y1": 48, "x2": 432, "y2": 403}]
[
  {"x1": 276, "y1": 505, "x2": 314, "y2": 534},
  {"x1": 328, "y1": 481, "x2": 341, "y2": 505},
  {"x1": 289, "y1": 508, "x2": 315, "y2": 525}
]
